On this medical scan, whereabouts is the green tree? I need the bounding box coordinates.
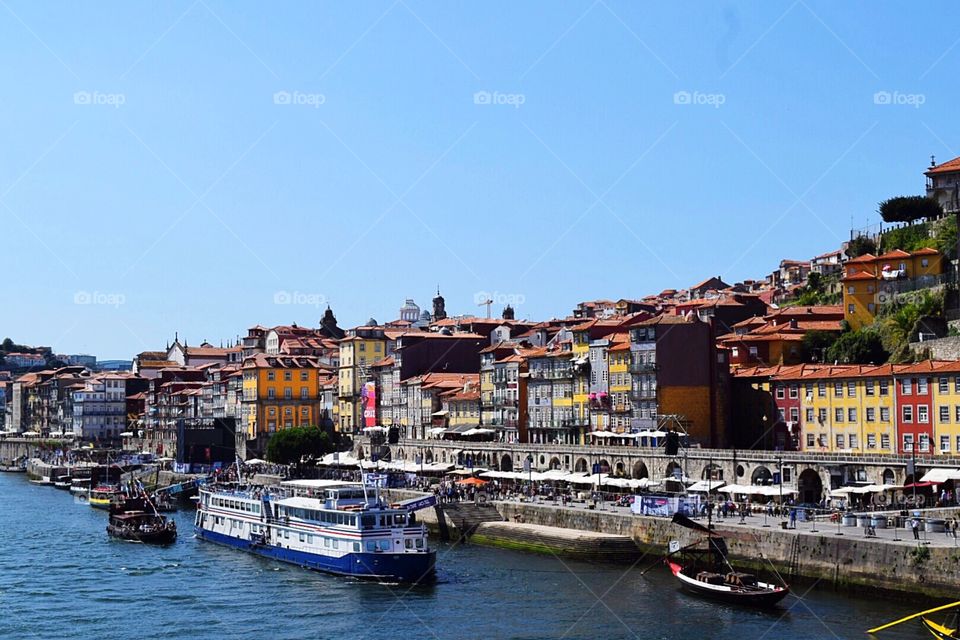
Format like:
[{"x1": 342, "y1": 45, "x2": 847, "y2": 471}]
[
  {"x1": 265, "y1": 425, "x2": 338, "y2": 465},
  {"x1": 825, "y1": 329, "x2": 889, "y2": 365},
  {"x1": 800, "y1": 330, "x2": 838, "y2": 363},
  {"x1": 846, "y1": 235, "x2": 876, "y2": 258},
  {"x1": 878, "y1": 196, "x2": 943, "y2": 223}
]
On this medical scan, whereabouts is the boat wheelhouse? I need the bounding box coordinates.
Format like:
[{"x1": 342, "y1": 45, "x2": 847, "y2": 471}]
[{"x1": 195, "y1": 479, "x2": 436, "y2": 583}]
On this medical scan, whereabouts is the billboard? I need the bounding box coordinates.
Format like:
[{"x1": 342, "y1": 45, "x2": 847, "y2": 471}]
[{"x1": 362, "y1": 381, "x2": 377, "y2": 428}]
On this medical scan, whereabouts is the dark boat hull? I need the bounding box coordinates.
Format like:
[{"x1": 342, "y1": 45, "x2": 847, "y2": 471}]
[
  {"x1": 106, "y1": 525, "x2": 177, "y2": 545},
  {"x1": 668, "y1": 562, "x2": 789, "y2": 608}
]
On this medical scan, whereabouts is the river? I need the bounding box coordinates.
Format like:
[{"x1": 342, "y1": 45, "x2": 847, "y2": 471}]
[{"x1": 0, "y1": 473, "x2": 933, "y2": 639}]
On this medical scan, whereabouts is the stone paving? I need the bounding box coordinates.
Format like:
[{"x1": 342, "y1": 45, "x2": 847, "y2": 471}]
[{"x1": 499, "y1": 495, "x2": 960, "y2": 548}]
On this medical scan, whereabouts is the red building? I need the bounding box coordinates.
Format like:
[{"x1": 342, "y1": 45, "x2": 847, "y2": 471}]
[{"x1": 895, "y1": 361, "x2": 936, "y2": 455}]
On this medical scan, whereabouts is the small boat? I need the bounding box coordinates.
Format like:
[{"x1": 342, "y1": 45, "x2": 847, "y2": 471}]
[
  {"x1": 54, "y1": 474, "x2": 72, "y2": 490},
  {"x1": 0, "y1": 462, "x2": 25, "y2": 473},
  {"x1": 869, "y1": 600, "x2": 960, "y2": 638},
  {"x1": 29, "y1": 476, "x2": 53, "y2": 486},
  {"x1": 89, "y1": 485, "x2": 123, "y2": 510},
  {"x1": 106, "y1": 497, "x2": 177, "y2": 545},
  {"x1": 70, "y1": 477, "x2": 93, "y2": 498},
  {"x1": 665, "y1": 513, "x2": 789, "y2": 607}
]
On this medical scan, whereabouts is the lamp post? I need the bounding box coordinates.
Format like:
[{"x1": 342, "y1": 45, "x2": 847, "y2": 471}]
[{"x1": 777, "y1": 454, "x2": 784, "y2": 527}]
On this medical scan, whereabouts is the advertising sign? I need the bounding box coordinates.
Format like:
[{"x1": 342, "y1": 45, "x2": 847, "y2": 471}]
[{"x1": 361, "y1": 381, "x2": 377, "y2": 428}]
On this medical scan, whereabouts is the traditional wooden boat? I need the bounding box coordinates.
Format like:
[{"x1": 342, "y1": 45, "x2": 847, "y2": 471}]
[
  {"x1": 106, "y1": 497, "x2": 177, "y2": 545},
  {"x1": 665, "y1": 513, "x2": 789, "y2": 608},
  {"x1": 868, "y1": 600, "x2": 960, "y2": 638}
]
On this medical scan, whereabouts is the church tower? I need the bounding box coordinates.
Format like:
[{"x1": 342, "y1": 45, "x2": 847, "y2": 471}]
[{"x1": 432, "y1": 286, "x2": 447, "y2": 321}]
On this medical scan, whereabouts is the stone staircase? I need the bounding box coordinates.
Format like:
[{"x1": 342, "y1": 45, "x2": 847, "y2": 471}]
[
  {"x1": 439, "y1": 501, "x2": 504, "y2": 540},
  {"x1": 471, "y1": 521, "x2": 643, "y2": 563}
]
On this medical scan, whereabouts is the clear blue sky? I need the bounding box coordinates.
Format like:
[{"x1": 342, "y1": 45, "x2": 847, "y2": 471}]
[{"x1": 2, "y1": 1, "x2": 958, "y2": 359}]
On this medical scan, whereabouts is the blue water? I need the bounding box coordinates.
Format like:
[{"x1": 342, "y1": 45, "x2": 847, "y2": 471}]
[{"x1": 0, "y1": 473, "x2": 930, "y2": 639}]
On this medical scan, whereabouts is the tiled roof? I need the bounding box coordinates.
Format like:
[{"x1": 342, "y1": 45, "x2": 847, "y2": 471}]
[{"x1": 926, "y1": 156, "x2": 960, "y2": 175}]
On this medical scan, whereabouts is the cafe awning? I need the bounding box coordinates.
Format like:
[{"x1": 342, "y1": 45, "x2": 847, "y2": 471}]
[{"x1": 920, "y1": 468, "x2": 960, "y2": 483}]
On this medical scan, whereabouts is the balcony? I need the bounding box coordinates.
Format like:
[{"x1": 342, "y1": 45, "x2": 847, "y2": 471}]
[
  {"x1": 630, "y1": 389, "x2": 656, "y2": 401},
  {"x1": 612, "y1": 404, "x2": 632, "y2": 413}
]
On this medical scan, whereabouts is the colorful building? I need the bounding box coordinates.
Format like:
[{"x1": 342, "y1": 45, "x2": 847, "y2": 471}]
[
  {"x1": 242, "y1": 355, "x2": 332, "y2": 439},
  {"x1": 842, "y1": 248, "x2": 944, "y2": 329}
]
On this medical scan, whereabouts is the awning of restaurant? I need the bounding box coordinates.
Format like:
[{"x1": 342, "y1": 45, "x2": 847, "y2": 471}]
[
  {"x1": 919, "y1": 468, "x2": 960, "y2": 483},
  {"x1": 686, "y1": 480, "x2": 725, "y2": 492}
]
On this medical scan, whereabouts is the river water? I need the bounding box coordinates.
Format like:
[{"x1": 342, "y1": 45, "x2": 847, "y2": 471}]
[{"x1": 0, "y1": 473, "x2": 932, "y2": 639}]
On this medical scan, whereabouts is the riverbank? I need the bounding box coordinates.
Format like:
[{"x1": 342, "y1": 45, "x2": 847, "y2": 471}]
[{"x1": 386, "y1": 489, "x2": 960, "y2": 599}]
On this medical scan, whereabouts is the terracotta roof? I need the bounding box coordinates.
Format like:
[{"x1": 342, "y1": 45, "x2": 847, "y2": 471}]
[
  {"x1": 841, "y1": 270, "x2": 877, "y2": 281},
  {"x1": 876, "y1": 249, "x2": 911, "y2": 260},
  {"x1": 926, "y1": 156, "x2": 960, "y2": 175},
  {"x1": 912, "y1": 247, "x2": 940, "y2": 256},
  {"x1": 846, "y1": 253, "x2": 877, "y2": 264}
]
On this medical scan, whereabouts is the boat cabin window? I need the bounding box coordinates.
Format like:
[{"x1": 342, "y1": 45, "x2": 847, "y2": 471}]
[{"x1": 361, "y1": 514, "x2": 376, "y2": 529}]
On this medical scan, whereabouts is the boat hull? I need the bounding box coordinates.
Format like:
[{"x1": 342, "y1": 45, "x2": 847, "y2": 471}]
[
  {"x1": 107, "y1": 525, "x2": 177, "y2": 545},
  {"x1": 89, "y1": 498, "x2": 114, "y2": 510},
  {"x1": 195, "y1": 527, "x2": 436, "y2": 584},
  {"x1": 668, "y1": 562, "x2": 789, "y2": 608},
  {"x1": 922, "y1": 617, "x2": 959, "y2": 640}
]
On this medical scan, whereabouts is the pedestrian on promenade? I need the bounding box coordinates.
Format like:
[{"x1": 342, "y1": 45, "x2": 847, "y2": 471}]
[
  {"x1": 912, "y1": 518, "x2": 920, "y2": 540},
  {"x1": 945, "y1": 519, "x2": 952, "y2": 539}
]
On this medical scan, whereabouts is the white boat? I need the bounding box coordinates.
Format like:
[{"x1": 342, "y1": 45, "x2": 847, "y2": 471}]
[{"x1": 195, "y1": 479, "x2": 437, "y2": 583}]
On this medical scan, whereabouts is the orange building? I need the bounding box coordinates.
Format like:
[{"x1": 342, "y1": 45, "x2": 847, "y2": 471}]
[{"x1": 841, "y1": 248, "x2": 944, "y2": 329}]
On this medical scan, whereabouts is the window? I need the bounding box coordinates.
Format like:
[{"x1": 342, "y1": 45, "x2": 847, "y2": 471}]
[
  {"x1": 879, "y1": 380, "x2": 889, "y2": 396},
  {"x1": 834, "y1": 382, "x2": 843, "y2": 398},
  {"x1": 957, "y1": 435, "x2": 960, "y2": 452},
  {"x1": 866, "y1": 407, "x2": 875, "y2": 422},
  {"x1": 818, "y1": 408, "x2": 827, "y2": 423},
  {"x1": 880, "y1": 407, "x2": 890, "y2": 422},
  {"x1": 267, "y1": 371, "x2": 275, "y2": 381},
  {"x1": 955, "y1": 376, "x2": 960, "y2": 393},
  {"x1": 284, "y1": 371, "x2": 292, "y2": 381},
  {"x1": 776, "y1": 385, "x2": 785, "y2": 400},
  {"x1": 865, "y1": 380, "x2": 875, "y2": 396},
  {"x1": 847, "y1": 286, "x2": 854, "y2": 294},
  {"x1": 847, "y1": 381, "x2": 856, "y2": 397},
  {"x1": 818, "y1": 383, "x2": 826, "y2": 398},
  {"x1": 868, "y1": 303, "x2": 875, "y2": 313},
  {"x1": 849, "y1": 434, "x2": 858, "y2": 449},
  {"x1": 902, "y1": 379, "x2": 913, "y2": 395},
  {"x1": 805, "y1": 408, "x2": 814, "y2": 422},
  {"x1": 848, "y1": 304, "x2": 855, "y2": 314},
  {"x1": 903, "y1": 434, "x2": 914, "y2": 452},
  {"x1": 867, "y1": 433, "x2": 876, "y2": 449},
  {"x1": 918, "y1": 378, "x2": 928, "y2": 394},
  {"x1": 301, "y1": 371, "x2": 309, "y2": 381},
  {"x1": 848, "y1": 408, "x2": 857, "y2": 423},
  {"x1": 940, "y1": 406, "x2": 950, "y2": 423},
  {"x1": 922, "y1": 258, "x2": 929, "y2": 268},
  {"x1": 806, "y1": 434, "x2": 815, "y2": 448},
  {"x1": 918, "y1": 405, "x2": 929, "y2": 423},
  {"x1": 790, "y1": 407, "x2": 799, "y2": 422},
  {"x1": 786, "y1": 384, "x2": 797, "y2": 399},
  {"x1": 284, "y1": 388, "x2": 292, "y2": 399},
  {"x1": 301, "y1": 387, "x2": 309, "y2": 399},
  {"x1": 956, "y1": 405, "x2": 960, "y2": 423},
  {"x1": 268, "y1": 388, "x2": 276, "y2": 399},
  {"x1": 749, "y1": 346, "x2": 758, "y2": 358},
  {"x1": 902, "y1": 405, "x2": 913, "y2": 422},
  {"x1": 941, "y1": 435, "x2": 951, "y2": 453},
  {"x1": 919, "y1": 433, "x2": 931, "y2": 452},
  {"x1": 881, "y1": 433, "x2": 890, "y2": 449},
  {"x1": 834, "y1": 408, "x2": 844, "y2": 423},
  {"x1": 805, "y1": 383, "x2": 814, "y2": 397},
  {"x1": 836, "y1": 434, "x2": 845, "y2": 449},
  {"x1": 940, "y1": 377, "x2": 950, "y2": 394}
]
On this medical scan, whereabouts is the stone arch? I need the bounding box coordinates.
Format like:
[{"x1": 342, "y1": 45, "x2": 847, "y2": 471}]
[
  {"x1": 751, "y1": 465, "x2": 773, "y2": 485},
  {"x1": 425, "y1": 450, "x2": 434, "y2": 464},
  {"x1": 798, "y1": 468, "x2": 823, "y2": 504},
  {"x1": 574, "y1": 457, "x2": 588, "y2": 473},
  {"x1": 665, "y1": 461, "x2": 682, "y2": 480},
  {"x1": 598, "y1": 459, "x2": 611, "y2": 474},
  {"x1": 882, "y1": 468, "x2": 895, "y2": 485},
  {"x1": 632, "y1": 461, "x2": 649, "y2": 479},
  {"x1": 500, "y1": 454, "x2": 513, "y2": 472},
  {"x1": 539, "y1": 455, "x2": 546, "y2": 465},
  {"x1": 702, "y1": 462, "x2": 723, "y2": 481},
  {"x1": 549, "y1": 457, "x2": 562, "y2": 470},
  {"x1": 614, "y1": 461, "x2": 625, "y2": 477},
  {"x1": 397, "y1": 448, "x2": 404, "y2": 460}
]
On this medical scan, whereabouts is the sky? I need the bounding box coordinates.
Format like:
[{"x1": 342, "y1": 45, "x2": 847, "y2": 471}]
[{"x1": 1, "y1": 1, "x2": 958, "y2": 359}]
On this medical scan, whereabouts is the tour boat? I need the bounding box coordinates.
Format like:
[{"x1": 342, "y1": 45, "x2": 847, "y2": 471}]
[
  {"x1": 106, "y1": 497, "x2": 177, "y2": 545},
  {"x1": 195, "y1": 478, "x2": 436, "y2": 583},
  {"x1": 70, "y1": 476, "x2": 93, "y2": 498},
  {"x1": 665, "y1": 513, "x2": 789, "y2": 607},
  {"x1": 54, "y1": 474, "x2": 72, "y2": 490},
  {"x1": 89, "y1": 485, "x2": 123, "y2": 510}
]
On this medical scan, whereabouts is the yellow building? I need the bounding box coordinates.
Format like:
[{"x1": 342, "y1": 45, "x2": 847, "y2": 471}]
[
  {"x1": 782, "y1": 365, "x2": 897, "y2": 454},
  {"x1": 842, "y1": 248, "x2": 944, "y2": 329},
  {"x1": 931, "y1": 363, "x2": 960, "y2": 456},
  {"x1": 571, "y1": 324, "x2": 592, "y2": 443},
  {"x1": 337, "y1": 328, "x2": 386, "y2": 434},
  {"x1": 608, "y1": 336, "x2": 632, "y2": 433},
  {"x1": 241, "y1": 354, "x2": 329, "y2": 438}
]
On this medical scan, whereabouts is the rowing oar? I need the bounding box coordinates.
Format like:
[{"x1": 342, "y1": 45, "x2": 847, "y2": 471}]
[{"x1": 867, "y1": 600, "x2": 960, "y2": 634}]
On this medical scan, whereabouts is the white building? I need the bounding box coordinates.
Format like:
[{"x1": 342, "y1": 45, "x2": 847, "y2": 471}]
[{"x1": 72, "y1": 375, "x2": 130, "y2": 439}]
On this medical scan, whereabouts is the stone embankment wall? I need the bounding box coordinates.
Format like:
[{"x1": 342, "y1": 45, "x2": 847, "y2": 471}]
[
  {"x1": 497, "y1": 501, "x2": 960, "y2": 600},
  {"x1": 911, "y1": 335, "x2": 960, "y2": 359}
]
